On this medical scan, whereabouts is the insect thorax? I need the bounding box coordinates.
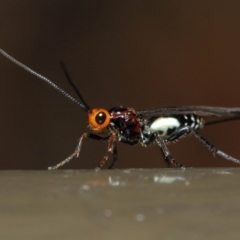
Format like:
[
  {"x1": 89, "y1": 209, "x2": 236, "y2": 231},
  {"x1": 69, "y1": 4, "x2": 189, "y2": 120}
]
[{"x1": 108, "y1": 107, "x2": 141, "y2": 144}]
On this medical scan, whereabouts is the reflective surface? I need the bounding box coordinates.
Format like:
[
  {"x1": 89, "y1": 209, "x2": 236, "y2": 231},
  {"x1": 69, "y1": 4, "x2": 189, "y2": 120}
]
[{"x1": 1, "y1": 168, "x2": 240, "y2": 239}]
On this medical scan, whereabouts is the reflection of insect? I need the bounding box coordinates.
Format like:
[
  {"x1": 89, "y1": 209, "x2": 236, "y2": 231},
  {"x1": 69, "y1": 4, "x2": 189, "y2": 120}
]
[{"x1": 2, "y1": 49, "x2": 240, "y2": 170}]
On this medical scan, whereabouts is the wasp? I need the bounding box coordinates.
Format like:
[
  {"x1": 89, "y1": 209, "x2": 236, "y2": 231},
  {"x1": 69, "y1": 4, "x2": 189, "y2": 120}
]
[{"x1": 1, "y1": 49, "x2": 240, "y2": 170}]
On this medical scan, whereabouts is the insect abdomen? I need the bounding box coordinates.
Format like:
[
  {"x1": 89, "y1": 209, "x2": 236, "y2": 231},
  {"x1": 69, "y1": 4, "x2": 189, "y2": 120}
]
[{"x1": 149, "y1": 115, "x2": 204, "y2": 137}]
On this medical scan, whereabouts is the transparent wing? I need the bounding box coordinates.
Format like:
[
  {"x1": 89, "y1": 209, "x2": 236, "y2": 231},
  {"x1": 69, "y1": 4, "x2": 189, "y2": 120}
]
[{"x1": 137, "y1": 106, "x2": 240, "y2": 117}]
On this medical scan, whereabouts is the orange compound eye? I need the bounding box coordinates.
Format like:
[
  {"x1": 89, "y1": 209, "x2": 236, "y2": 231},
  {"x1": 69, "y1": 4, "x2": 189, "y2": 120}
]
[{"x1": 88, "y1": 108, "x2": 110, "y2": 131}]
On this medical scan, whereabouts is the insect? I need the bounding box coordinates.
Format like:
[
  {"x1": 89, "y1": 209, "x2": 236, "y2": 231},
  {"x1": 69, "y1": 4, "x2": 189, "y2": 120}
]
[{"x1": 1, "y1": 48, "x2": 240, "y2": 170}]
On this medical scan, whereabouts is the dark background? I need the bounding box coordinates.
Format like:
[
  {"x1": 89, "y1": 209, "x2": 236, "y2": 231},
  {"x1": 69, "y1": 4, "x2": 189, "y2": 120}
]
[{"x1": 1, "y1": 1, "x2": 240, "y2": 169}]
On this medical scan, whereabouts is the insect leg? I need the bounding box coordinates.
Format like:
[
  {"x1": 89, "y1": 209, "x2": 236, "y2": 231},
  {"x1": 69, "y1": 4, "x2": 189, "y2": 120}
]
[
  {"x1": 155, "y1": 133, "x2": 185, "y2": 169},
  {"x1": 108, "y1": 142, "x2": 118, "y2": 169},
  {"x1": 95, "y1": 132, "x2": 117, "y2": 170},
  {"x1": 158, "y1": 146, "x2": 171, "y2": 167},
  {"x1": 192, "y1": 130, "x2": 240, "y2": 164},
  {"x1": 167, "y1": 126, "x2": 191, "y2": 142},
  {"x1": 48, "y1": 133, "x2": 110, "y2": 170}
]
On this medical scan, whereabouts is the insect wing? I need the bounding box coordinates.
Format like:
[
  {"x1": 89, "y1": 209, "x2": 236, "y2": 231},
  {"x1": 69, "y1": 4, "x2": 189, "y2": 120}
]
[{"x1": 137, "y1": 106, "x2": 240, "y2": 118}]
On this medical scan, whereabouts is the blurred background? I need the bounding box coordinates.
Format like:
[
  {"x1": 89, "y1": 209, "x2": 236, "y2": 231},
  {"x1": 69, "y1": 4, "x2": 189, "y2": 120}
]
[{"x1": 1, "y1": 0, "x2": 240, "y2": 169}]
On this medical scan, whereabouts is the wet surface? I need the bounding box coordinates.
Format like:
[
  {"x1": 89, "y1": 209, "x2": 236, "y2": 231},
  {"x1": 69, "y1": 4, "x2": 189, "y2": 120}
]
[{"x1": 1, "y1": 168, "x2": 240, "y2": 239}]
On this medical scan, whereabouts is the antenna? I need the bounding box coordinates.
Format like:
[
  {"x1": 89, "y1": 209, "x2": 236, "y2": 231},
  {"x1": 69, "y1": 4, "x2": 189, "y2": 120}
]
[
  {"x1": 60, "y1": 61, "x2": 90, "y2": 112},
  {"x1": 0, "y1": 49, "x2": 90, "y2": 112}
]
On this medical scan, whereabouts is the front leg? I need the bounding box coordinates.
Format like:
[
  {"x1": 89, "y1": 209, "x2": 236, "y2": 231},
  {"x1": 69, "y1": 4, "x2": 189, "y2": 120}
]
[
  {"x1": 95, "y1": 131, "x2": 117, "y2": 170},
  {"x1": 48, "y1": 133, "x2": 110, "y2": 170},
  {"x1": 108, "y1": 141, "x2": 118, "y2": 169}
]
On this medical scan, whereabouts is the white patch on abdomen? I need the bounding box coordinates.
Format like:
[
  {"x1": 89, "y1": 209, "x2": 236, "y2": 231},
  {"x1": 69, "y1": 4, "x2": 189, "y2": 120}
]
[{"x1": 149, "y1": 117, "x2": 180, "y2": 135}]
